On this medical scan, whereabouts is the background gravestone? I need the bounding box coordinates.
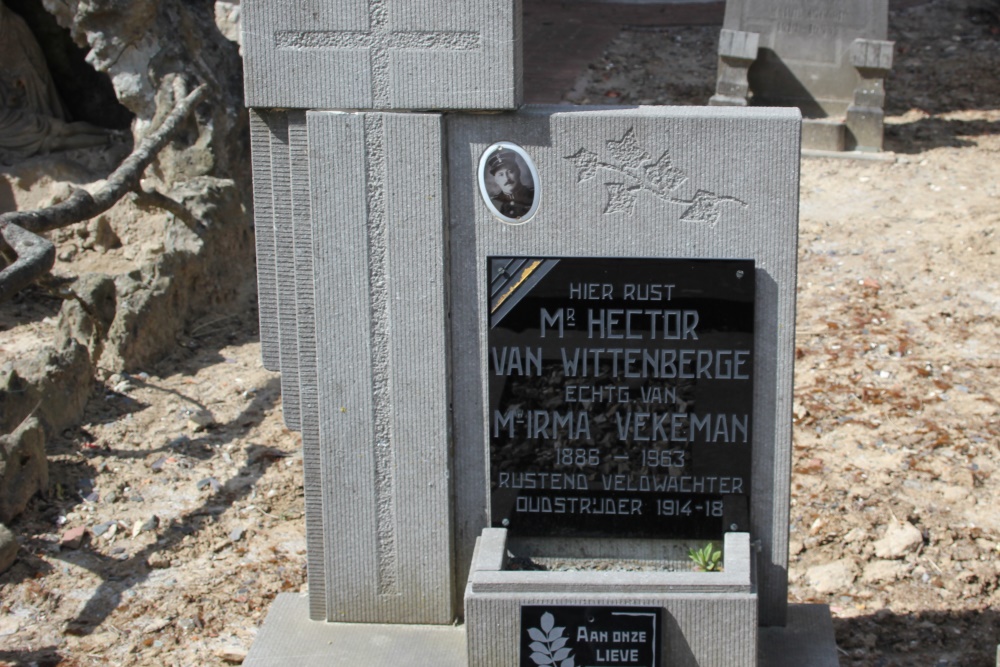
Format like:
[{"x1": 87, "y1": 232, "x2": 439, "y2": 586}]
[{"x1": 710, "y1": 0, "x2": 893, "y2": 152}]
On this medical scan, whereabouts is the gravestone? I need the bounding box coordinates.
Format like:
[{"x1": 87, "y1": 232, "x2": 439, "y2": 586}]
[
  {"x1": 242, "y1": 0, "x2": 521, "y2": 110},
  {"x1": 241, "y1": 1, "x2": 841, "y2": 666},
  {"x1": 710, "y1": 0, "x2": 894, "y2": 152}
]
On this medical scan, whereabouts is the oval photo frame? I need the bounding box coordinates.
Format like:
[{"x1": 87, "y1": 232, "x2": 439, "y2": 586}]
[{"x1": 477, "y1": 142, "x2": 540, "y2": 225}]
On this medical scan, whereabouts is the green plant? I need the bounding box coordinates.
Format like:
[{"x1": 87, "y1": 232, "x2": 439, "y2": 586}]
[{"x1": 688, "y1": 542, "x2": 723, "y2": 572}]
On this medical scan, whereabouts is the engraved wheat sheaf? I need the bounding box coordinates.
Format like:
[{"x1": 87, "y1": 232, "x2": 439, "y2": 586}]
[
  {"x1": 564, "y1": 128, "x2": 747, "y2": 224},
  {"x1": 528, "y1": 612, "x2": 575, "y2": 667}
]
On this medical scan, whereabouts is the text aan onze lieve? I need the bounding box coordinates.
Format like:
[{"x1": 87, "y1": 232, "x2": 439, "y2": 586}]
[
  {"x1": 574, "y1": 626, "x2": 651, "y2": 665},
  {"x1": 491, "y1": 281, "x2": 750, "y2": 444}
]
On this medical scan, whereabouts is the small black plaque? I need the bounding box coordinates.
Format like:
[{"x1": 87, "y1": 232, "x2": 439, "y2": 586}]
[
  {"x1": 520, "y1": 605, "x2": 662, "y2": 667},
  {"x1": 488, "y1": 257, "x2": 755, "y2": 539}
]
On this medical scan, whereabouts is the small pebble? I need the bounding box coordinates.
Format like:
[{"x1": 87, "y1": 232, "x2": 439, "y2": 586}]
[
  {"x1": 197, "y1": 478, "x2": 222, "y2": 493},
  {"x1": 230, "y1": 527, "x2": 245, "y2": 543},
  {"x1": 216, "y1": 647, "x2": 248, "y2": 664},
  {"x1": 60, "y1": 526, "x2": 88, "y2": 549},
  {"x1": 147, "y1": 553, "x2": 171, "y2": 569},
  {"x1": 92, "y1": 521, "x2": 115, "y2": 537}
]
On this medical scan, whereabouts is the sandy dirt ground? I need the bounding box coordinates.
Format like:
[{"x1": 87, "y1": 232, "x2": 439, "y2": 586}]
[{"x1": 1, "y1": 0, "x2": 999, "y2": 665}]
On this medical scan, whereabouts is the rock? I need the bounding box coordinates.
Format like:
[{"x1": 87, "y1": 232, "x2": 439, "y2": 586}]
[
  {"x1": 31, "y1": 0, "x2": 256, "y2": 375},
  {"x1": 187, "y1": 409, "x2": 215, "y2": 431},
  {"x1": 0, "y1": 415, "x2": 48, "y2": 523},
  {"x1": 91, "y1": 521, "x2": 115, "y2": 537},
  {"x1": 0, "y1": 523, "x2": 18, "y2": 574},
  {"x1": 873, "y1": 520, "x2": 924, "y2": 559},
  {"x1": 2, "y1": 339, "x2": 93, "y2": 435},
  {"x1": 57, "y1": 273, "x2": 117, "y2": 364},
  {"x1": 196, "y1": 477, "x2": 222, "y2": 493},
  {"x1": 84, "y1": 216, "x2": 121, "y2": 252},
  {"x1": 146, "y1": 454, "x2": 168, "y2": 472},
  {"x1": 862, "y1": 560, "x2": 908, "y2": 584},
  {"x1": 142, "y1": 617, "x2": 171, "y2": 634},
  {"x1": 132, "y1": 515, "x2": 159, "y2": 537},
  {"x1": 147, "y1": 553, "x2": 171, "y2": 569},
  {"x1": 229, "y1": 527, "x2": 245, "y2": 543},
  {"x1": 60, "y1": 526, "x2": 88, "y2": 549},
  {"x1": 177, "y1": 617, "x2": 200, "y2": 632},
  {"x1": 805, "y1": 559, "x2": 858, "y2": 594},
  {"x1": 216, "y1": 646, "x2": 248, "y2": 664}
]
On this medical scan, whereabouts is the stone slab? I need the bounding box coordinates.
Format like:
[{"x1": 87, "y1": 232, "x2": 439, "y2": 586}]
[
  {"x1": 722, "y1": 0, "x2": 889, "y2": 117},
  {"x1": 758, "y1": 604, "x2": 840, "y2": 667},
  {"x1": 242, "y1": 0, "x2": 522, "y2": 110},
  {"x1": 243, "y1": 593, "x2": 467, "y2": 667},
  {"x1": 288, "y1": 109, "x2": 327, "y2": 619},
  {"x1": 248, "y1": 110, "x2": 280, "y2": 371},
  {"x1": 251, "y1": 108, "x2": 327, "y2": 617},
  {"x1": 308, "y1": 110, "x2": 454, "y2": 623},
  {"x1": 447, "y1": 106, "x2": 800, "y2": 626},
  {"x1": 267, "y1": 110, "x2": 302, "y2": 431},
  {"x1": 802, "y1": 118, "x2": 846, "y2": 152},
  {"x1": 246, "y1": 595, "x2": 837, "y2": 666},
  {"x1": 465, "y1": 531, "x2": 757, "y2": 667}
]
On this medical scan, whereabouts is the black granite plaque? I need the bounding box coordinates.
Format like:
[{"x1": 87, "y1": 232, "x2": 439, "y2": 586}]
[
  {"x1": 488, "y1": 257, "x2": 755, "y2": 539},
  {"x1": 520, "y1": 605, "x2": 662, "y2": 667}
]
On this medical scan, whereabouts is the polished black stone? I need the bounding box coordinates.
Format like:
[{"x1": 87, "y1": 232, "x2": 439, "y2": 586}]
[
  {"x1": 488, "y1": 257, "x2": 755, "y2": 540},
  {"x1": 520, "y1": 605, "x2": 662, "y2": 667}
]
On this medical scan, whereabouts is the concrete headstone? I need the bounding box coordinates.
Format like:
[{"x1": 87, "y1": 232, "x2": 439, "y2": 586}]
[{"x1": 449, "y1": 105, "x2": 801, "y2": 629}]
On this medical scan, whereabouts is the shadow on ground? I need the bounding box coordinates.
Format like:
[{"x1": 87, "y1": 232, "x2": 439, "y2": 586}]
[{"x1": 834, "y1": 608, "x2": 1000, "y2": 667}]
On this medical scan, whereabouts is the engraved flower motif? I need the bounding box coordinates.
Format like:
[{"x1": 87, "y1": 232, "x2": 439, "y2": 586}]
[
  {"x1": 680, "y1": 190, "x2": 728, "y2": 225},
  {"x1": 564, "y1": 148, "x2": 600, "y2": 183},
  {"x1": 606, "y1": 128, "x2": 650, "y2": 171},
  {"x1": 643, "y1": 150, "x2": 687, "y2": 194},
  {"x1": 604, "y1": 183, "x2": 640, "y2": 215},
  {"x1": 564, "y1": 126, "x2": 746, "y2": 223}
]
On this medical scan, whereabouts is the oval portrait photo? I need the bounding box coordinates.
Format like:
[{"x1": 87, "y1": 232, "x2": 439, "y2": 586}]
[{"x1": 477, "y1": 142, "x2": 540, "y2": 225}]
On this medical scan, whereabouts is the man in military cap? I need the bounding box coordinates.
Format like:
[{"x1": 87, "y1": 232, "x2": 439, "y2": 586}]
[{"x1": 487, "y1": 148, "x2": 534, "y2": 220}]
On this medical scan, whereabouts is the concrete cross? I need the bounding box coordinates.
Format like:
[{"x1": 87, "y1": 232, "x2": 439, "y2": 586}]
[{"x1": 275, "y1": 0, "x2": 481, "y2": 107}]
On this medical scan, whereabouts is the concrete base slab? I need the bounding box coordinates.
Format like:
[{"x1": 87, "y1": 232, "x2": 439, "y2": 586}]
[
  {"x1": 802, "y1": 119, "x2": 846, "y2": 152},
  {"x1": 243, "y1": 593, "x2": 466, "y2": 667},
  {"x1": 802, "y1": 149, "x2": 895, "y2": 162},
  {"x1": 759, "y1": 604, "x2": 840, "y2": 667},
  {"x1": 246, "y1": 595, "x2": 835, "y2": 666}
]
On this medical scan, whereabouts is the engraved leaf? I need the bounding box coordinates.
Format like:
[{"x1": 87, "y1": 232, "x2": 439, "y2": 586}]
[
  {"x1": 531, "y1": 652, "x2": 555, "y2": 665},
  {"x1": 547, "y1": 627, "x2": 566, "y2": 642},
  {"x1": 604, "y1": 183, "x2": 639, "y2": 215},
  {"x1": 679, "y1": 190, "x2": 733, "y2": 225},
  {"x1": 529, "y1": 642, "x2": 549, "y2": 654},
  {"x1": 540, "y1": 612, "x2": 555, "y2": 634},
  {"x1": 528, "y1": 627, "x2": 549, "y2": 643},
  {"x1": 552, "y1": 648, "x2": 573, "y2": 661},
  {"x1": 549, "y1": 637, "x2": 569, "y2": 652},
  {"x1": 606, "y1": 128, "x2": 650, "y2": 171},
  {"x1": 560, "y1": 659, "x2": 575, "y2": 667},
  {"x1": 643, "y1": 150, "x2": 687, "y2": 193},
  {"x1": 564, "y1": 149, "x2": 600, "y2": 183}
]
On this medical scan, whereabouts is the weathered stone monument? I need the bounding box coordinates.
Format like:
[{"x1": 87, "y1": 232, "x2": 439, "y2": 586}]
[
  {"x1": 241, "y1": 1, "x2": 839, "y2": 665},
  {"x1": 710, "y1": 0, "x2": 894, "y2": 152}
]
